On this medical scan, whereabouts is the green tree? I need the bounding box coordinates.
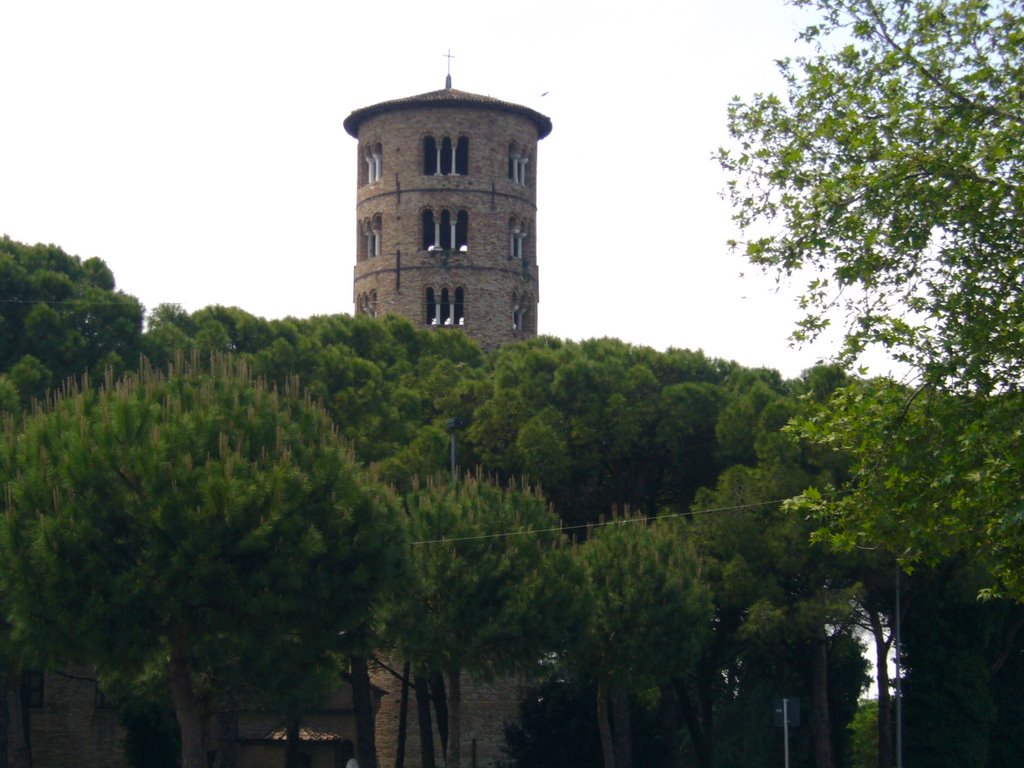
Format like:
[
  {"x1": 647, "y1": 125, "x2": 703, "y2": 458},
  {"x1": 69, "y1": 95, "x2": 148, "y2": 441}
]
[
  {"x1": 681, "y1": 366, "x2": 864, "y2": 768},
  {"x1": 845, "y1": 699, "x2": 878, "y2": 768},
  {"x1": 468, "y1": 338, "x2": 728, "y2": 526},
  {"x1": 387, "y1": 475, "x2": 576, "y2": 768},
  {"x1": 572, "y1": 519, "x2": 712, "y2": 768},
  {"x1": 0, "y1": 237, "x2": 144, "y2": 400},
  {"x1": 0, "y1": 355, "x2": 405, "y2": 768},
  {"x1": 721, "y1": 0, "x2": 1024, "y2": 598},
  {"x1": 503, "y1": 675, "x2": 603, "y2": 768}
]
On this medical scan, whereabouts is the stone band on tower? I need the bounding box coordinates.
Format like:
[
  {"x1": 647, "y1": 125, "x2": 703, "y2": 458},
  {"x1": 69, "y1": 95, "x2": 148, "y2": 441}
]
[{"x1": 344, "y1": 81, "x2": 552, "y2": 349}]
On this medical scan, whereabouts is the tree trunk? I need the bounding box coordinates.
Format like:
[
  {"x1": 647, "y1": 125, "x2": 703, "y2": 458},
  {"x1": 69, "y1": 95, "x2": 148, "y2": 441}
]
[
  {"x1": 446, "y1": 666, "x2": 462, "y2": 768},
  {"x1": 168, "y1": 633, "x2": 206, "y2": 768},
  {"x1": 811, "y1": 625, "x2": 835, "y2": 768},
  {"x1": 412, "y1": 672, "x2": 435, "y2": 768},
  {"x1": 350, "y1": 655, "x2": 379, "y2": 768},
  {"x1": 429, "y1": 671, "x2": 448, "y2": 760},
  {"x1": 214, "y1": 707, "x2": 239, "y2": 768},
  {"x1": 596, "y1": 679, "x2": 616, "y2": 768},
  {"x1": 869, "y1": 609, "x2": 893, "y2": 768},
  {"x1": 284, "y1": 718, "x2": 300, "y2": 768},
  {"x1": 674, "y1": 669, "x2": 714, "y2": 768},
  {"x1": 394, "y1": 662, "x2": 411, "y2": 768},
  {"x1": 0, "y1": 674, "x2": 8, "y2": 768},
  {"x1": 611, "y1": 680, "x2": 632, "y2": 768},
  {"x1": 4, "y1": 666, "x2": 29, "y2": 768},
  {"x1": 658, "y1": 683, "x2": 678, "y2": 768}
]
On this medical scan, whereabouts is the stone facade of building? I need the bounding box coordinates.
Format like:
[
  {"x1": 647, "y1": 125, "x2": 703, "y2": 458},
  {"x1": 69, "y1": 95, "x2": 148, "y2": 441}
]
[
  {"x1": 24, "y1": 669, "x2": 364, "y2": 768},
  {"x1": 25, "y1": 668, "x2": 124, "y2": 768},
  {"x1": 368, "y1": 659, "x2": 527, "y2": 768},
  {"x1": 344, "y1": 81, "x2": 552, "y2": 350}
]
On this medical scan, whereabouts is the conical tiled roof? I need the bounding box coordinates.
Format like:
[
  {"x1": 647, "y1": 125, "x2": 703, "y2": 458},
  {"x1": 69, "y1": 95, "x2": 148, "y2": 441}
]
[{"x1": 344, "y1": 86, "x2": 552, "y2": 139}]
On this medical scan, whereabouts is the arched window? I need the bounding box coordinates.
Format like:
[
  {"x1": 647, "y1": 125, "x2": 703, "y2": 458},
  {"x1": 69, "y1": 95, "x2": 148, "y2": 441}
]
[
  {"x1": 440, "y1": 137, "x2": 453, "y2": 175},
  {"x1": 509, "y1": 144, "x2": 529, "y2": 185},
  {"x1": 423, "y1": 136, "x2": 438, "y2": 175},
  {"x1": 440, "y1": 287, "x2": 452, "y2": 325},
  {"x1": 455, "y1": 137, "x2": 469, "y2": 175},
  {"x1": 422, "y1": 210, "x2": 469, "y2": 251},
  {"x1": 364, "y1": 142, "x2": 382, "y2": 184},
  {"x1": 439, "y1": 210, "x2": 453, "y2": 250},
  {"x1": 426, "y1": 286, "x2": 465, "y2": 326},
  {"x1": 424, "y1": 135, "x2": 470, "y2": 176},
  {"x1": 454, "y1": 287, "x2": 465, "y2": 325},
  {"x1": 512, "y1": 291, "x2": 529, "y2": 332},
  {"x1": 360, "y1": 217, "x2": 379, "y2": 261},
  {"x1": 371, "y1": 213, "x2": 382, "y2": 258},
  {"x1": 357, "y1": 291, "x2": 377, "y2": 318},
  {"x1": 422, "y1": 210, "x2": 437, "y2": 250},
  {"x1": 509, "y1": 217, "x2": 527, "y2": 259},
  {"x1": 426, "y1": 287, "x2": 437, "y2": 325},
  {"x1": 455, "y1": 210, "x2": 468, "y2": 249}
]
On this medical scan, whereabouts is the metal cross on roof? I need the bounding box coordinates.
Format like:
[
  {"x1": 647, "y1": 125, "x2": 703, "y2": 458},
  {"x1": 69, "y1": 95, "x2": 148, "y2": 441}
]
[{"x1": 444, "y1": 49, "x2": 455, "y2": 88}]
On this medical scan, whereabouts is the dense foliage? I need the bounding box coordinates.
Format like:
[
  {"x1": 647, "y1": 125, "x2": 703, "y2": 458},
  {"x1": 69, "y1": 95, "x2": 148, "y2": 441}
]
[
  {"x1": 1, "y1": 235, "x2": 1021, "y2": 768},
  {"x1": 0, "y1": 236, "x2": 144, "y2": 408},
  {"x1": 722, "y1": 0, "x2": 1024, "y2": 600},
  {"x1": 0, "y1": 354, "x2": 404, "y2": 768}
]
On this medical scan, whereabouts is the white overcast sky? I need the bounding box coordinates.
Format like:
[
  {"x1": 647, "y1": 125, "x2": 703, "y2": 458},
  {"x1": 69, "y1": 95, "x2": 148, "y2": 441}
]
[{"x1": 0, "y1": 0, "x2": 867, "y2": 379}]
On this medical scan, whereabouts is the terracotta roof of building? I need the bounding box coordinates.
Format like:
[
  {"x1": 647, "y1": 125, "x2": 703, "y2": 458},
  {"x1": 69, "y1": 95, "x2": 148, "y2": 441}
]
[{"x1": 344, "y1": 86, "x2": 552, "y2": 140}]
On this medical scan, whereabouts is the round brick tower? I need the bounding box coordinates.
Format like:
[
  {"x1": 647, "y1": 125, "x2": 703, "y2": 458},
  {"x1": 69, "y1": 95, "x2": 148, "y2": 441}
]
[{"x1": 344, "y1": 79, "x2": 552, "y2": 349}]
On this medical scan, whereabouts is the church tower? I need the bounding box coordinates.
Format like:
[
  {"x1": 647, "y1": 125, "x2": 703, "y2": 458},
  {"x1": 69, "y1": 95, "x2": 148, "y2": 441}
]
[{"x1": 344, "y1": 79, "x2": 552, "y2": 349}]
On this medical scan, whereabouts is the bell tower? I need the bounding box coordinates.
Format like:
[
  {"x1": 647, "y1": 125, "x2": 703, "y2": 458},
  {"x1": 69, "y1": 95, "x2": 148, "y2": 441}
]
[{"x1": 344, "y1": 80, "x2": 552, "y2": 349}]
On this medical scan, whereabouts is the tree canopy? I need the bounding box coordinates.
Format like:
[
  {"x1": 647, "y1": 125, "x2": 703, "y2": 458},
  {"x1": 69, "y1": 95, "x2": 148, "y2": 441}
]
[
  {"x1": 385, "y1": 475, "x2": 574, "y2": 768},
  {"x1": 721, "y1": 0, "x2": 1024, "y2": 597},
  {"x1": 722, "y1": 0, "x2": 1024, "y2": 392},
  {"x1": 4, "y1": 232, "x2": 1021, "y2": 766},
  {"x1": 0, "y1": 236, "x2": 144, "y2": 405},
  {"x1": 0, "y1": 354, "x2": 404, "y2": 768}
]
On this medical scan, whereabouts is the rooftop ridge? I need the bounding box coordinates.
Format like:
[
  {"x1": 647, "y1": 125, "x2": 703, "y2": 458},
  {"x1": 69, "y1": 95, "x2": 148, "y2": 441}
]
[{"x1": 344, "y1": 88, "x2": 552, "y2": 139}]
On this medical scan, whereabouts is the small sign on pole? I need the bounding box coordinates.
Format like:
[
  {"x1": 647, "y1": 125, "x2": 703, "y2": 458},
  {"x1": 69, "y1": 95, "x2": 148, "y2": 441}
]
[{"x1": 773, "y1": 697, "x2": 800, "y2": 768}]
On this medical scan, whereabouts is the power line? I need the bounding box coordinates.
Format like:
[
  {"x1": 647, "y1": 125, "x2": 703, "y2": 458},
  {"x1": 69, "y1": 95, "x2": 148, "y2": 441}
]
[
  {"x1": 410, "y1": 492, "x2": 842, "y2": 547},
  {"x1": 0, "y1": 297, "x2": 142, "y2": 307}
]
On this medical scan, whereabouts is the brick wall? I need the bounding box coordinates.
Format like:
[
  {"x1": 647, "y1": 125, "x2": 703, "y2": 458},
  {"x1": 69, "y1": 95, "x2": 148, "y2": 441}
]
[
  {"x1": 29, "y1": 668, "x2": 124, "y2": 768},
  {"x1": 350, "y1": 96, "x2": 548, "y2": 349},
  {"x1": 369, "y1": 658, "x2": 527, "y2": 768}
]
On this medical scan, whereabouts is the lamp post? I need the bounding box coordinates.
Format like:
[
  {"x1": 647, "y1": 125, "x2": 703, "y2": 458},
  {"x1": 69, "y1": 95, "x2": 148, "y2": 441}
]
[
  {"x1": 895, "y1": 566, "x2": 903, "y2": 768},
  {"x1": 446, "y1": 417, "x2": 469, "y2": 481}
]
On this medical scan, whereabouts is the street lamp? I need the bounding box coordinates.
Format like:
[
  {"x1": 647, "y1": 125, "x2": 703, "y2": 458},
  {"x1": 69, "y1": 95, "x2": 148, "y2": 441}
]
[{"x1": 445, "y1": 417, "x2": 469, "y2": 481}]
